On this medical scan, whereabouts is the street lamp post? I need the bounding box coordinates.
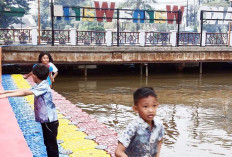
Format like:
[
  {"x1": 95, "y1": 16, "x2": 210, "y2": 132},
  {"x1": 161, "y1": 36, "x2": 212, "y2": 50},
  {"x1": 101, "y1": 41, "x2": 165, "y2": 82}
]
[
  {"x1": 186, "y1": 0, "x2": 188, "y2": 26},
  {"x1": 49, "y1": 0, "x2": 54, "y2": 46},
  {"x1": 38, "y1": 0, "x2": 40, "y2": 44}
]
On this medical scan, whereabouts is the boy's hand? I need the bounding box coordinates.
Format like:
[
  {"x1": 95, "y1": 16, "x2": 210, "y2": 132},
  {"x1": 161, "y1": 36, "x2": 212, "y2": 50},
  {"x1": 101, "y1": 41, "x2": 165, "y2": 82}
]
[
  {"x1": 0, "y1": 91, "x2": 5, "y2": 94},
  {"x1": 115, "y1": 142, "x2": 128, "y2": 157},
  {"x1": 0, "y1": 94, "x2": 6, "y2": 98}
]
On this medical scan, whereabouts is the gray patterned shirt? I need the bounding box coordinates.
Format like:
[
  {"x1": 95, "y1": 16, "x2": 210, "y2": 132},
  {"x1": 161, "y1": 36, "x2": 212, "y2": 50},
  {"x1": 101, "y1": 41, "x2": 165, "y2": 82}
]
[
  {"x1": 31, "y1": 80, "x2": 58, "y2": 123},
  {"x1": 119, "y1": 116, "x2": 164, "y2": 157}
]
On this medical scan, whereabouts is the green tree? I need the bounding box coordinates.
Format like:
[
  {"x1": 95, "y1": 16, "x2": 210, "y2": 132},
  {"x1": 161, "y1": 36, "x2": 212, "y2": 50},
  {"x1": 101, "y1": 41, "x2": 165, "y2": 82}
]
[
  {"x1": 199, "y1": 0, "x2": 231, "y2": 33},
  {"x1": 40, "y1": 0, "x2": 86, "y2": 29},
  {"x1": 200, "y1": 0, "x2": 229, "y2": 5},
  {"x1": 0, "y1": 0, "x2": 29, "y2": 28}
]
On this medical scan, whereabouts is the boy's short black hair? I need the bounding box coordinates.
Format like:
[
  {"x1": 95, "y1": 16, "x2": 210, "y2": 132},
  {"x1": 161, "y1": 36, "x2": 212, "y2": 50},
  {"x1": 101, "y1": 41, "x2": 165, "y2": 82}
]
[
  {"x1": 32, "y1": 64, "x2": 49, "y2": 80},
  {"x1": 133, "y1": 87, "x2": 157, "y2": 106}
]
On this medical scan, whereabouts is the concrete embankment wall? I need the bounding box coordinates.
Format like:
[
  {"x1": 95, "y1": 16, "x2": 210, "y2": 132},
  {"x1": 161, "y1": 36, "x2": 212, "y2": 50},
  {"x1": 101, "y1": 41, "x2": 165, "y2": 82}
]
[{"x1": 2, "y1": 46, "x2": 232, "y2": 64}]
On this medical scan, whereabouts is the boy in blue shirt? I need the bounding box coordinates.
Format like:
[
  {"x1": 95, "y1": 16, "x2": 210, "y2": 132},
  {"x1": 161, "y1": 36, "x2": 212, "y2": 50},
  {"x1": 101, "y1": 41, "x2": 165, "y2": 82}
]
[
  {"x1": 115, "y1": 87, "x2": 165, "y2": 157},
  {"x1": 0, "y1": 64, "x2": 59, "y2": 157}
]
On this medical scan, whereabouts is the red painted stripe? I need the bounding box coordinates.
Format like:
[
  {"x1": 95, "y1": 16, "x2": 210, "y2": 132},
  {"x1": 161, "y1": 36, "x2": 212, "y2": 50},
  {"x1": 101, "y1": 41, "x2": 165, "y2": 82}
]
[{"x1": 0, "y1": 84, "x2": 32, "y2": 157}]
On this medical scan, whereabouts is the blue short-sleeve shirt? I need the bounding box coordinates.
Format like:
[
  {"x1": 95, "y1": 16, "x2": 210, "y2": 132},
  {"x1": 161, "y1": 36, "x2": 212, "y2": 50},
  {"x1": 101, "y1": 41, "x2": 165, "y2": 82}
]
[
  {"x1": 119, "y1": 116, "x2": 165, "y2": 157},
  {"x1": 30, "y1": 80, "x2": 58, "y2": 123},
  {"x1": 33, "y1": 64, "x2": 53, "y2": 85}
]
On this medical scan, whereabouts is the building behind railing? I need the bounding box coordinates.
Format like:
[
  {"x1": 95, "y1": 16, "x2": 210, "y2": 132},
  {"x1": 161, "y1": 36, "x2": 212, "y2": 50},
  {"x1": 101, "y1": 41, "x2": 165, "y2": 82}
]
[{"x1": 0, "y1": 28, "x2": 232, "y2": 47}]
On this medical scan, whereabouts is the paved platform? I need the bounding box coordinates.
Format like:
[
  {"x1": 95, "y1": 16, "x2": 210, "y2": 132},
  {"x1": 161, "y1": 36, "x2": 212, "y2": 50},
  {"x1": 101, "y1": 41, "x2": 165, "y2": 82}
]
[{"x1": 0, "y1": 84, "x2": 32, "y2": 157}]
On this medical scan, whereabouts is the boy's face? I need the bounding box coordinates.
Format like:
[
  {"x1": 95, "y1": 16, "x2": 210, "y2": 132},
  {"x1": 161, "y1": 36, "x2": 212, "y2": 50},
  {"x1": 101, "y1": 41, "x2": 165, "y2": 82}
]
[{"x1": 133, "y1": 96, "x2": 159, "y2": 125}]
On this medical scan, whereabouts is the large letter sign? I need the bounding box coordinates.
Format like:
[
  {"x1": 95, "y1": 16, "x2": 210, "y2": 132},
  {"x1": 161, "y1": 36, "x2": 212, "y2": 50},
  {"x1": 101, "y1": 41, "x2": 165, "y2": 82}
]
[
  {"x1": 133, "y1": 9, "x2": 145, "y2": 23},
  {"x1": 83, "y1": 6, "x2": 95, "y2": 21},
  {"x1": 166, "y1": 5, "x2": 185, "y2": 24},
  {"x1": 94, "y1": 1, "x2": 115, "y2": 22},
  {"x1": 53, "y1": 2, "x2": 186, "y2": 24}
]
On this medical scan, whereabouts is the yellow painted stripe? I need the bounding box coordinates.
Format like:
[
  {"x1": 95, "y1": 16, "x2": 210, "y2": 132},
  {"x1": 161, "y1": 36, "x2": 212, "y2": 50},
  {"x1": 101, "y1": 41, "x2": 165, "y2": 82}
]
[{"x1": 11, "y1": 74, "x2": 110, "y2": 157}]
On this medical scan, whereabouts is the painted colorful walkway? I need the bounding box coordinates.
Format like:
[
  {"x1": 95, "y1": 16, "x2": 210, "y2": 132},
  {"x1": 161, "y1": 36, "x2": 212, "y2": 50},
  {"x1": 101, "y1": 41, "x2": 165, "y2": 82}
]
[{"x1": 0, "y1": 74, "x2": 118, "y2": 157}]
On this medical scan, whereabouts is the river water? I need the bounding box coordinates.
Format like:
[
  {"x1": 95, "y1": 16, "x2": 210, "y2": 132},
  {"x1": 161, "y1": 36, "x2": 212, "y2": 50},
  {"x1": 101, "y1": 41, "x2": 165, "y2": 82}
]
[{"x1": 53, "y1": 73, "x2": 232, "y2": 157}]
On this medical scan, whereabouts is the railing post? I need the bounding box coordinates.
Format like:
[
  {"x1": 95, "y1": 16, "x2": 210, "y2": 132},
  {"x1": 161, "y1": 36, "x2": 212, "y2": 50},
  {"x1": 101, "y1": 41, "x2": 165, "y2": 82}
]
[
  {"x1": 170, "y1": 30, "x2": 177, "y2": 47},
  {"x1": 201, "y1": 31, "x2": 207, "y2": 47},
  {"x1": 31, "y1": 27, "x2": 38, "y2": 45},
  {"x1": 70, "y1": 28, "x2": 77, "y2": 46},
  {"x1": 106, "y1": 29, "x2": 112, "y2": 46},
  {"x1": 229, "y1": 31, "x2": 232, "y2": 47},
  {"x1": 139, "y1": 30, "x2": 146, "y2": 47}
]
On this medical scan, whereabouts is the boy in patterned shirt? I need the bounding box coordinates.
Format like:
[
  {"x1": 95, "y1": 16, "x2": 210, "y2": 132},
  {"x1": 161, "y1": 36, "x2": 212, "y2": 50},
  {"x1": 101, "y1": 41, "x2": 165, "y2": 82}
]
[
  {"x1": 115, "y1": 87, "x2": 164, "y2": 157},
  {"x1": 0, "y1": 64, "x2": 59, "y2": 157}
]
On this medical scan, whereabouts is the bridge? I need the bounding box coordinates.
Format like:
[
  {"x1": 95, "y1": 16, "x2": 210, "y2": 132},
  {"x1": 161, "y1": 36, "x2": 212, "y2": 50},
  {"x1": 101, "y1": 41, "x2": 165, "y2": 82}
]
[
  {"x1": 1, "y1": 28, "x2": 232, "y2": 79},
  {"x1": 2, "y1": 46, "x2": 232, "y2": 64},
  {"x1": 1, "y1": 45, "x2": 232, "y2": 78}
]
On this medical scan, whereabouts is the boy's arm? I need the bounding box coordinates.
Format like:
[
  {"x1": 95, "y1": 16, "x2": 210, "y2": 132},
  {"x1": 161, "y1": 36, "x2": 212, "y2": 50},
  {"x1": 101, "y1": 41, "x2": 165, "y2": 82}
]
[
  {"x1": 0, "y1": 89, "x2": 33, "y2": 98},
  {"x1": 155, "y1": 139, "x2": 163, "y2": 157},
  {"x1": 115, "y1": 142, "x2": 128, "y2": 157},
  {"x1": 23, "y1": 71, "x2": 33, "y2": 79},
  {"x1": 0, "y1": 89, "x2": 26, "y2": 94}
]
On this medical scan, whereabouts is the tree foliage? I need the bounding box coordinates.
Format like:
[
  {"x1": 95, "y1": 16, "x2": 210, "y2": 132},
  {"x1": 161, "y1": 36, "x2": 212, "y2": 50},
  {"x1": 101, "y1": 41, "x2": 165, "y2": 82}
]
[
  {"x1": 0, "y1": 0, "x2": 30, "y2": 28},
  {"x1": 40, "y1": 0, "x2": 86, "y2": 29}
]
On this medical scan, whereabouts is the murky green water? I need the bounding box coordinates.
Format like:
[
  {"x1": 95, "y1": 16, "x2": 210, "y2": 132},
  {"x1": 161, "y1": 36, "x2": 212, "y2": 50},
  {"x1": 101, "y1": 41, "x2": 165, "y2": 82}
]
[{"x1": 53, "y1": 73, "x2": 232, "y2": 157}]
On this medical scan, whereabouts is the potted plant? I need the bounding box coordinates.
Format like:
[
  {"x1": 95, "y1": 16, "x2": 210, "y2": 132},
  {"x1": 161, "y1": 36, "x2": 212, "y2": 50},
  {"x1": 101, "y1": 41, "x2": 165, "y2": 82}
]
[
  {"x1": 4, "y1": 39, "x2": 13, "y2": 45},
  {"x1": 84, "y1": 40, "x2": 90, "y2": 45},
  {"x1": 20, "y1": 40, "x2": 27, "y2": 44},
  {"x1": 59, "y1": 36, "x2": 66, "y2": 45},
  {"x1": 19, "y1": 34, "x2": 28, "y2": 44}
]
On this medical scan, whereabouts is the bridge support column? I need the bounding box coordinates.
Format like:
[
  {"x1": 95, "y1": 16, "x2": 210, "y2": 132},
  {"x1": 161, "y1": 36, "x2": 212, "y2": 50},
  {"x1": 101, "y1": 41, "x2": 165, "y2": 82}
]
[
  {"x1": 200, "y1": 62, "x2": 202, "y2": 74},
  {"x1": 70, "y1": 28, "x2": 77, "y2": 46},
  {"x1": 146, "y1": 77, "x2": 148, "y2": 86},
  {"x1": 176, "y1": 63, "x2": 184, "y2": 72},
  {"x1": 145, "y1": 63, "x2": 148, "y2": 77},
  {"x1": 84, "y1": 65, "x2": 87, "y2": 77},
  {"x1": 140, "y1": 63, "x2": 143, "y2": 76}
]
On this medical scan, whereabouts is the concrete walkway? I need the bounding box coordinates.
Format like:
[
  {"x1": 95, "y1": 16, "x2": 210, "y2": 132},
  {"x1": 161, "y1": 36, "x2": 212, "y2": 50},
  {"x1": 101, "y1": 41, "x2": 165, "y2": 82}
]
[{"x1": 0, "y1": 84, "x2": 32, "y2": 157}]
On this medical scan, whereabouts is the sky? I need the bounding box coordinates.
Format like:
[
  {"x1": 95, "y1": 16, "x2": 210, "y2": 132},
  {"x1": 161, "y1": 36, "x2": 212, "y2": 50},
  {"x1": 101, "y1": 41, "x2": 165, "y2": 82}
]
[
  {"x1": 117, "y1": 0, "x2": 197, "y2": 5},
  {"x1": 115, "y1": 0, "x2": 198, "y2": 10},
  {"x1": 28, "y1": 0, "x2": 199, "y2": 17}
]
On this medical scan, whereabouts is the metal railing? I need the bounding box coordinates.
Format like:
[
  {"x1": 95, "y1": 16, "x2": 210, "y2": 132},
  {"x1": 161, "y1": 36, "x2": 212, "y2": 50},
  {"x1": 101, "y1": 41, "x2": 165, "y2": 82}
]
[
  {"x1": 145, "y1": 32, "x2": 171, "y2": 46},
  {"x1": 206, "y1": 33, "x2": 228, "y2": 46},
  {"x1": 0, "y1": 28, "x2": 231, "y2": 47},
  {"x1": 77, "y1": 31, "x2": 106, "y2": 45},
  {"x1": 112, "y1": 32, "x2": 139, "y2": 46},
  {"x1": 41, "y1": 29, "x2": 70, "y2": 44},
  {"x1": 179, "y1": 32, "x2": 201, "y2": 46},
  {"x1": 0, "y1": 28, "x2": 31, "y2": 44}
]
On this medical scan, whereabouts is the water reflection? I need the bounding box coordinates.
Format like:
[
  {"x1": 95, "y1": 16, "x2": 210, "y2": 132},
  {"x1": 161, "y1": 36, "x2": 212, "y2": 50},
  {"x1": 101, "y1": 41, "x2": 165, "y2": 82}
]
[{"x1": 53, "y1": 74, "x2": 232, "y2": 157}]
